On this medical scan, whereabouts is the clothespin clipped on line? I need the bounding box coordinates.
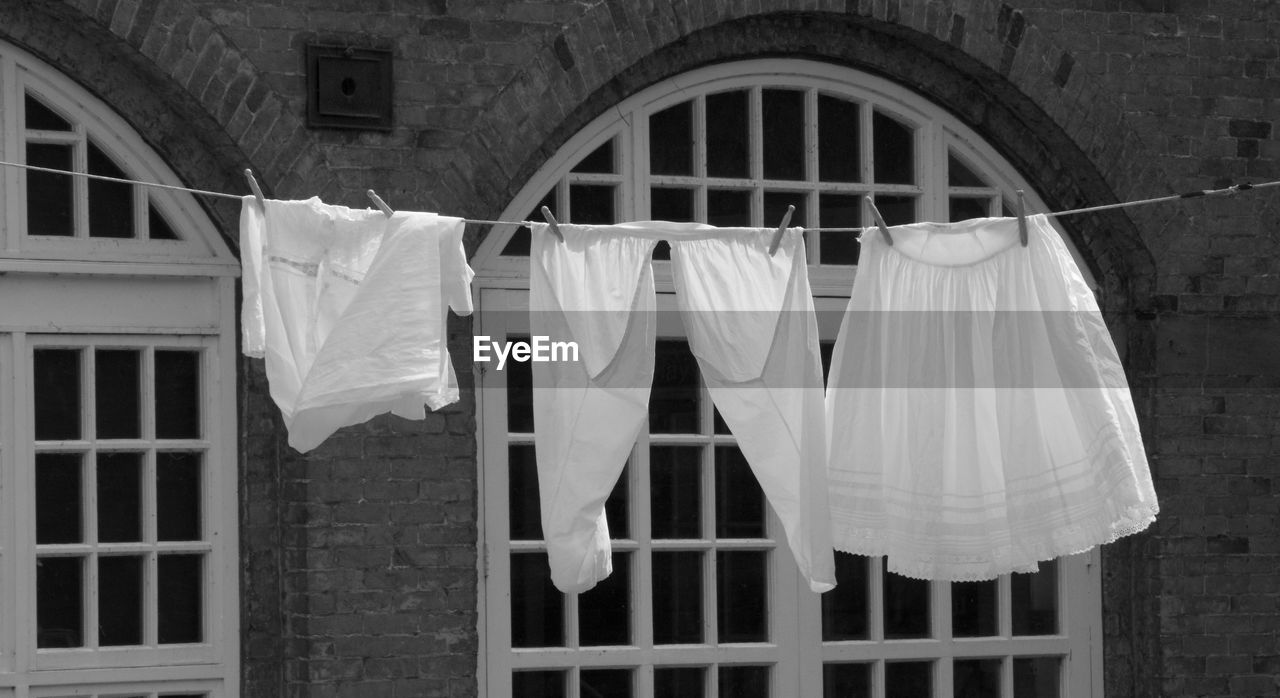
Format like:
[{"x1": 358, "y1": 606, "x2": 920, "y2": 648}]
[
  {"x1": 540, "y1": 206, "x2": 565, "y2": 242},
  {"x1": 1016, "y1": 190, "x2": 1029, "y2": 247},
  {"x1": 865, "y1": 196, "x2": 893, "y2": 246},
  {"x1": 244, "y1": 169, "x2": 265, "y2": 210},
  {"x1": 767, "y1": 204, "x2": 796, "y2": 256},
  {"x1": 367, "y1": 189, "x2": 394, "y2": 217}
]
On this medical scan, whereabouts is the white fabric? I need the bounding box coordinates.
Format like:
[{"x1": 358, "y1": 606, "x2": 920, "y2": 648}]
[
  {"x1": 530, "y1": 221, "x2": 835, "y2": 593},
  {"x1": 826, "y1": 214, "x2": 1158, "y2": 581},
  {"x1": 240, "y1": 197, "x2": 472, "y2": 452}
]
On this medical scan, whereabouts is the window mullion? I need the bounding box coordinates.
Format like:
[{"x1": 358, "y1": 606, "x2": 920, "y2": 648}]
[
  {"x1": 804, "y1": 88, "x2": 821, "y2": 263},
  {"x1": 749, "y1": 86, "x2": 763, "y2": 227},
  {"x1": 72, "y1": 124, "x2": 88, "y2": 239}
]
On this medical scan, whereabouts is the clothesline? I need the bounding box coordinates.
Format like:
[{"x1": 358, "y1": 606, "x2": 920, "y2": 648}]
[{"x1": 1, "y1": 158, "x2": 1275, "y2": 233}]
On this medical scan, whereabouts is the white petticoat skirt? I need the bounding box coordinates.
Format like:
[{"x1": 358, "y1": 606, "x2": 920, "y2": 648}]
[{"x1": 826, "y1": 214, "x2": 1158, "y2": 581}]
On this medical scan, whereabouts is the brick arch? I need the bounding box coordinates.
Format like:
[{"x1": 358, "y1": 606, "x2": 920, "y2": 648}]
[{"x1": 0, "y1": 0, "x2": 336, "y2": 242}]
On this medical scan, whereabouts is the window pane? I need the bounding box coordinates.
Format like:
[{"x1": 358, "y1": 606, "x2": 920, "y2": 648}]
[
  {"x1": 955, "y1": 658, "x2": 1002, "y2": 698},
  {"x1": 651, "y1": 187, "x2": 695, "y2": 222},
  {"x1": 822, "y1": 553, "x2": 869, "y2": 641},
  {"x1": 650, "y1": 446, "x2": 701, "y2": 539},
  {"x1": 97, "y1": 451, "x2": 143, "y2": 543},
  {"x1": 580, "y1": 554, "x2": 630, "y2": 646},
  {"x1": 26, "y1": 142, "x2": 74, "y2": 237},
  {"x1": 950, "y1": 197, "x2": 990, "y2": 222},
  {"x1": 605, "y1": 465, "x2": 629, "y2": 539},
  {"x1": 96, "y1": 348, "x2": 141, "y2": 439},
  {"x1": 157, "y1": 451, "x2": 202, "y2": 541},
  {"x1": 155, "y1": 350, "x2": 201, "y2": 439},
  {"x1": 88, "y1": 141, "x2": 135, "y2": 239},
  {"x1": 150, "y1": 204, "x2": 180, "y2": 240},
  {"x1": 37, "y1": 556, "x2": 83, "y2": 648},
  {"x1": 872, "y1": 110, "x2": 914, "y2": 184},
  {"x1": 514, "y1": 670, "x2": 566, "y2": 698},
  {"x1": 819, "y1": 193, "x2": 861, "y2": 265},
  {"x1": 99, "y1": 555, "x2": 144, "y2": 646},
  {"x1": 715, "y1": 446, "x2": 765, "y2": 539},
  {"x1": 506, "y1": 336, "x2": 534, "y2": 432},
  {"x1": 1012, "y1": 560, "x2": 1058, "y2": 635},
  {"x1": 948, "y1": 152, "x2": 988, "y2": 187},
  {"x1": 25, "y1": 93, "x2": 73, "y2": 130},
  {"x1": 511, "y1": 552, "x2": 564, "y2": 647},
  {"x1": 763, "y1": 191, "x2": 807, "y2": 230},
  {"x1": 581, "y1": 669, "x2": 632, "y2": 698},
  {"x1": 36, "y1": 453, "x2": 82, "y2": 544},
  {"x1": 706, "y1": 189, "x2": 751, "y2": 227},
  {"x1": 875, "y1": 195, "x2": 917, "y2": 226},
  {"x1": 650, "y1": 341, "x2": 700, "y2": 434},
  {"x1": 34, "y1": 348, "x2": 82, "y2": 440},
  {"x1": 818, "y1": 94, "x2": 861, "y2": 182},
  {"x1": 158, "y1": 554, "x2": 203, "y2": 643},
  {"x1": 883, "y1": 567, "x2": 930, "y2": 639},
  {"x1": 651, "y1": 101, "x2": 693, "y2": 176},
  {"x1": 717, "y1": 551, "x2": 767, "y2": 643},
  {"x1": 573, "y1": 139, "x2": 615, "y2": 174},
  {"x1": 509, "y1": 445, "x2": 542, "y2": 540},
  {"x1": 569, "y1": 184, "x2": 616, "y2": 224},
  {"x1": 823, "y1": 663, "x2": 870, "y2": 698},
  {"x1": 953, "y1": 579, "x2": 998, "y2": 637},
  {"x1": 653, "y1": 551, "x2": 704, "y2": 644},
  {"x1": 719, "y1": 665, "x2": 768, "y2": 698},
  {"x1": 762, "y1": 89, "x2": 804, "y2": 181},
  {"x1": 706, "y1": 90, "x2": 749, "y2": 178},
  {"x1": 656, "y1": 667, "x2": 705, "y2": 698},
  {"x1": 885, "y1": 662, "x2": 932, "y2": 698},
  {"x1": 504, "y1": 191, "x2": 554, "y2": 256},
  {"x1": 1014, "y1": 657, "x2": 1061, "y2": 698}
]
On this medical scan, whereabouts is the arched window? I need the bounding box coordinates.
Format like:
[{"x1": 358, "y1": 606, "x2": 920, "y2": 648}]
[
  {"x1": 0, "y1": 42, "x2": 239, "y2": 697},
  {"x1": 476, "y1": 60, "x2": 1102, "y2": 698}
]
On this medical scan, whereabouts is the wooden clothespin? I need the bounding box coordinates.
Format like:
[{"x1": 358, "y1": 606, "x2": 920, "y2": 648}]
[
  {"x1": 767, "y1": 204, "x2": 796, "y2": 256},
  {"x1": 540, "y1": 205, "x2": 564, "y2": 242},
  {"x1": 1015, "y1": 189, "x2": 1029, "y2": 247},
  {"x1": 244, "y1": 168, "x2": 265, "y2": 209},
  {"x1": 367, "y1": 189, "x2": 394, "y2": 217},
  {"x1": 865, "y1": 196, "x2": 893, "y2": 246}
]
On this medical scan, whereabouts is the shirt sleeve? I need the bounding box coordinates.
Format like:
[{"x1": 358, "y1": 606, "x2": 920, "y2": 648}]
[{"x1": 239, "y1": 195, "x2": 267, "y2": 358}]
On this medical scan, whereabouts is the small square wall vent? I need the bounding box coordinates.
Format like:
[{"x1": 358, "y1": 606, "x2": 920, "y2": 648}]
[{"x1": 306, "y1": 44, "x2": 393, "y2": 130}]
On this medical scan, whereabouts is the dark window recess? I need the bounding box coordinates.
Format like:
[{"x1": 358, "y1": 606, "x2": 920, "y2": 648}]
[
  {"x1": 883, "y1": 566, "x2": 931, "y2": 638},
  {"x1": 655, "y1": 667, "x2": 705, "y2": 698},
  {"x1": 649, "y1": 341, "x2": 701, "y2": 434},
  {"x1": 820, "y1": 193, "x2": 861, "y2": 265},
  {"x1": 819, "y1": 94, "x2": 861, "y2": 183},
  {"x1": 605, "y1": 465, "x2": 629, "y2": 539},
  {"x1": 715, "y1": 446, "x2": 766, "y2": 539},
  {"x1": 763, "y1": 191, "x2": 807, "y2": 230},
  {"x1": 572, "y1": 139, "x2": 615, "y2": 174},
  {"x1": 954, "y1": 659, "x2": 1002, "y2": 698},
  {"x1": 155, "y1": 350, "x2": 201, "y2": 439},
  {"x1": 1012, "y1": 559, "x2": 1059, "y2": 635},
  {"x1": 97, "y1": 452, "x2": 143, "y2": 543},
  {"x1": 885, "y1": 662, "x2": 933, "y2": 698},
  {"x1": 707, "y1": 189, "x2": 751, "y2": 228},
  {"x1": 99, "y1": 555, "x2": 144, "y2": 646},
  {"x1": 96, "y1": 349, "x2": 141, "y2": 439},
  {"x1": 37, "y1": 556, "x2": 84, "y2": 648},
  {"x1": 149, "y1": 205, "x2": 180, "y2": 240},
  {"x1": 650, "y1": 101, "x2": 694, "y2": 176},
  {"x1": 511, "y1": 552, "x2": 564, "y2": 648},
  {"x1": 34, "y1": 348, "x2": 82, "y2": 440},
  {"x1": 88, "y1": 141, "x2": 135, "y2": 239},
  {"x1": 505, "y1": 337, "x2": 534, "y2": 432},
  {"x1": 651, "y1": 187, "x2": 695, "y2": 222},
  {"x1": 508, "y1": 444, "x2": 542, "y2": 540},
  {"x1": 823, "y1": 663, "x2": 871, "y2": 698},
  {"x1": 512, "y1": 671, "x2": 566, "y2": 698},
  {"x1": 579, "y1": 553, "x2": 630, "y2": 646},
  {"x1": 581, "y1": 669, "x2": 633, "y2": 698},
  {"x1": 950, "y1": 197, "x2": 990, "y2": 222},
  {"x1": 569, "y1": 184, "x2": 616, "y2": 224},
  {"x1": 948, "y1": 153, "x2": 988, "y2": 187},
  {"x1": 762, "y1": 89, "x2": 805, "y2": 181},
  {"x1": 717, "y1": 550, "x2": 768, "y2": 643},
  {"x1": 706, "y1": 90, "x2": 750, "y2": 178},
  {"x1": 873, "y1": 111, "x2": 915, "y2": 185},
  {"x1": 719, "y1": 666, "x2": 769, "y2": 698},
  {"x1": 822, "y1": 553, "x2": 870, "y2": 641},
  {"x1": 157, "y1": 452, "x2": 202, "y2": 541},
  {"x1": 653, "y1": 551, "x2": 703, "y2": 644},
  {"x1": 953, "y1": 579, "x2": 999, "y2": 637},
  {"x1": 158, "y1": 554, "x2": 203, "y2": 644},
  {"x1": 650, "y1": 446, "x2": 701, "y2": 539},
  {"x1": 36, "y1": 453, "x2": 82, "y2": 545},
  {"x1": 25, "y1": 93, "x2": 73, "y2": 131},
  {"x1": 26, "y1": 142, "x2": 75, "y2": 237},
  {"x1": 874, "y1": 195, "x2": 917, "y2": 226}
]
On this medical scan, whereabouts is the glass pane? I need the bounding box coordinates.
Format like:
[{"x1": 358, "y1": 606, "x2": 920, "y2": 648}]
[
  {"x1": 581, "y1": 669, "x2": 632, "y2": 698},
  {"x1": 88, "y1": 141, "x2": 135, "y2": 239},
  {"x1": 762, "y1": 88, "x2": 805, "y2": 181},
  {"x1": 96, "y1": 348, "x2": 141, "y2": 439},
  {"x1": 717, "y1": 551, "x2": 767, "y2": 643},
  {"x1": 97, "y1": 451, "x2": 143, "y2": 543},
  {"x1": 822, "y1": 553, "x2": 869, "y2": 641},
  {"x1": 650, "y1": 341, "x2": 700, "y2": 434},
  {"x1": 713, "y1": 408, "x2": 730, "y2": 435},
  {"x1": 875, "y1": 195, "x2": 917, "y2": 226},
  {"x1": 948, "y1": 153, "x2": 988, "y2": 187},
  {"x1": 706, "y1": 90, "x2": 749, "y2": 179},
  {"x1": 652, "y1": 187, "x2": 695, "y2": 222},
  {"x1": 1014, "y1": 657, "x2": 1061, "y2": 698},
  {"x1": 25, "y1": 93, "x2": 73, "y2": 130},
  {"x1": 823, "y1": 663, "x2": 871, "y2": 698},
  {"x1": 605, "y1": 465, "x2": 629, "y2": 539},
  {"x1": 885, "y1": 662, "x2": 932, "y2": 698},
  {"x1": 872, "y1": 110, "x2": 915, "y2": 184},
  {"x1": 955, "y1": 658, "x2": 1002, "y2": 698},
  {"x1": 1012, "y1": 559, "x2": 1058, "y2": 635},
  {"x1": 158, "y1": 554, "x2": 203, "y2": 643},
  {"x1": 763, "y1": 191, "x2": 807, "y2": 230},
  {"x1": 157, "y1": 452, "x2": 202, "y2": 541},
  {"x1": 653, "y1": 551, "x2": 703, "y2": 644},
  {"x1": 569, "y1": 184, "x2": 615, "y2": 224},
  {"x1": 155, "y1": 350, "x2": 201, "y2": 439},
  {"x1": 818, "y1": 94, "x2": 861, "y2": 182},
  {"x1": 149, "y1": 204, "x2": 180, "y2": 240},
  {"x1": 99, "y1": 555, "x2": 144, "y2": 646},
  {"x1": 508, "y1": 444, "x2": 542, "y2": 540},
  {"x1": 651, "y1": 101, "x2": 694, "y2": 176},
  {"x1": 706, "y1": 189, "x2": 751, "y2": 227},
  {"x1": 650, "y1": 446, "x2": 701, "y2": 539},
  {"x1": 36, "y1": 453, "x2": 82, "y2": 544},
  {"x1": 883, "y1": 566, "x2": 930, "y2": 639},
  {"x1": 573, "y1": 139, "x2": 615, "y2": 174},
  {"x1": 514, "y1": 670, "x2": 566, "y2": 698},
  {"x1": 953, "y1": 579, "x2": 999, "y2": 637},
  {"x1": 37, "y1": 556, "x2": 83, "y2": 648},
  {"x1": 511, "y1": 552, "x2": 564, "y2": 647},
  {"x1": 504, "y1": 190, "x2": 554, "y2": 256},
  {"x1": 656, "y1": 667, "x2": 705, "y2": 698},
  {"x1": 719, "y1": 665, "x2": 768, "y2": 698},
  {"x1": 715, "y1": 447, "x2": 765, "y2": 539},
  {"x1": 34, "y1": 348, "x2": 82, "y2": 440},
  {"x1": 950, "y1": 197, "x2": 990, "y2": 222},
  {"x1": 506, "y1": 336, "x2": 534, "y2": 432},
  {"x1": 819, "y1": 193, "x2": 861, "y2": 265},
  {"x1": 26, "y1": 142, "x2": 74, "y2": 237},
  {"x1": 580, "y1": 553, "x2": 630, "y2": 646}
]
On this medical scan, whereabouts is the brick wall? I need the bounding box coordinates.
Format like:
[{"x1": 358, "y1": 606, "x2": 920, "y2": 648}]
[{"x1": 4, "y1": 1, "x2": 1277, "y2": 697}]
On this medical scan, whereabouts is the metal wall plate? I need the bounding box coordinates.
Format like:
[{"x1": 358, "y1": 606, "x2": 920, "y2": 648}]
[{"x1": 305, "y1": 44, "x2": 393, "y2": 130}]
